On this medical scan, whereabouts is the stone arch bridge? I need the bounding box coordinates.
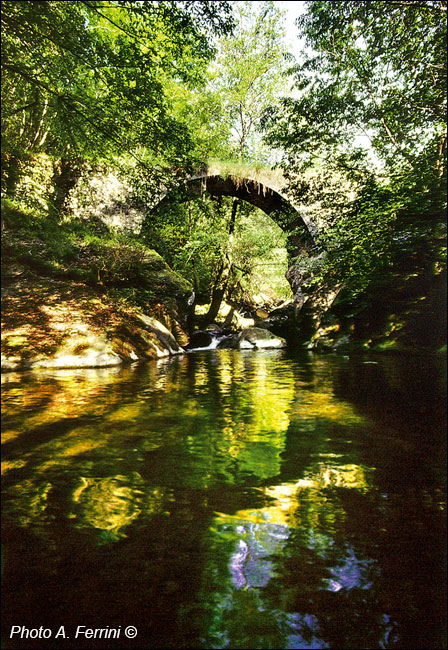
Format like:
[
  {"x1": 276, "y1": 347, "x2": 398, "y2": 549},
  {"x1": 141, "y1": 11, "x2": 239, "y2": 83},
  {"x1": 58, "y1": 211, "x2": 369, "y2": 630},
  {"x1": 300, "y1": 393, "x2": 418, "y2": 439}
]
[{"x1": 149, "y1": 165, "x2": 316, "y2": 258}]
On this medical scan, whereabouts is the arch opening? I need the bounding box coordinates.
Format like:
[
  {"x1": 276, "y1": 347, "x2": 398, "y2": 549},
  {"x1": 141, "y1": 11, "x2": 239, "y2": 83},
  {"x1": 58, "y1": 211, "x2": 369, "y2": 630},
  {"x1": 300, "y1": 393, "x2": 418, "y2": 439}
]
[{"x1": 149, "y1": 173, "x2": 316, "y2": 259}]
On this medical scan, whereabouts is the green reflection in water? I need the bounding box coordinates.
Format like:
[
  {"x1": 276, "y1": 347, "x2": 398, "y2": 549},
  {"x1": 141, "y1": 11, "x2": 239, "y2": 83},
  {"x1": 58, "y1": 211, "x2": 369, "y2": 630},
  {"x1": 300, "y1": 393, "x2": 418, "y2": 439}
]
[
  {"x1": 1, "y1": 351, "x2": 446, "y2": 649},
  {"x1": 201, "y1": 459, "x2": 380, "y2": 649}
]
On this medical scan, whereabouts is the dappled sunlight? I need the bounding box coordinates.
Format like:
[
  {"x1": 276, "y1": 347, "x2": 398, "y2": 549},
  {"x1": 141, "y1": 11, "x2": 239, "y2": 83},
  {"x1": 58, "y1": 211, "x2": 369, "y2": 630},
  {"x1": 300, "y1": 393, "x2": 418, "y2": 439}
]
[
  {"x1": 1, "y1": 262, "x2": 188, "y2": 371},
  {"x1": 70, "y1": 475, "x2": 146, "y2": 542},
  {"x1": 215, "y1": 301, "x2": 255, "y2": 328},
  {"x1": 1, "y1": 458, "x2": 27, "y2": 474},
  {"x1": 1, "y1": 270, "x2": 112, "y2": 369}
]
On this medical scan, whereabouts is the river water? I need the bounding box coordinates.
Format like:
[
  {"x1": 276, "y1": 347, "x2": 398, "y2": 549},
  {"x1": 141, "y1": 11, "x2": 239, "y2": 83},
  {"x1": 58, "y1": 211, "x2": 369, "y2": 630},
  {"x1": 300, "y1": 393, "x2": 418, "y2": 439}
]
[{"x1": 1, "y1": 350, "x2": 446, "y2": 649}]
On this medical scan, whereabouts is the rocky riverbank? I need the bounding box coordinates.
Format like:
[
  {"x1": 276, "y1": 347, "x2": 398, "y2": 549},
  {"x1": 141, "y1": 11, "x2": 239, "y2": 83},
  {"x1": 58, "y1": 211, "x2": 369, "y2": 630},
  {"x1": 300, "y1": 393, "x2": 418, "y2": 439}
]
[
  {"x1": 1, "y1": 203, "x2": 195, "y2": 372},
  {"x1": 1, "y1": 206, "x2": 287, "y2": 372},
  {"x1": 1, "y1": 264, "x2": 288, "y2": 372},
  {"x1": 2, "y1": 199, "x2": 445, "y2": 372},
  {"x1": 1, "y1": 262, "x2": 189, "y2": 372}
]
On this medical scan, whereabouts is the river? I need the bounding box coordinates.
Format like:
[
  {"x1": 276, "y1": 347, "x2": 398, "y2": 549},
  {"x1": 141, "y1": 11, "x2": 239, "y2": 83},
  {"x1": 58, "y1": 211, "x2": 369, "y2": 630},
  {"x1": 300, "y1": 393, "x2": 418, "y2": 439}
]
[{"x1": 1, "y1": 350, "x2": 446, "y2": 649}]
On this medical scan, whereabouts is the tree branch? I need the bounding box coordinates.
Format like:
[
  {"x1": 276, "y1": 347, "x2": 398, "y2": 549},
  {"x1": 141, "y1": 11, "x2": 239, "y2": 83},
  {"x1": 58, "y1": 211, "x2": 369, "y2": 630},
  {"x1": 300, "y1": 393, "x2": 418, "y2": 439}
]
[{"x1": 386, "y1": 1, "x2": 447, "y2": 11}]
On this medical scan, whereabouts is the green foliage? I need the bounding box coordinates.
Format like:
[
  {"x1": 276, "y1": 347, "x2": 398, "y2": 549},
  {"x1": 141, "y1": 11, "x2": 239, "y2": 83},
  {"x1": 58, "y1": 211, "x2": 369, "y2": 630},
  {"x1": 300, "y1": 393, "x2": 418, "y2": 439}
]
[
  {"x1": 264, "y1": 0, "x2": 446, "y2": 176},
  {"x1": 1, "y1": 197, "x2": 163, "y2": 289},
  {"x1": 262, "y1": 0, "x2": 447, "y2": 300},
  {"x1": 164, "y1": 84, "x2": 233, "y2": 162},
  {"x1": 2, "y1": 0, "x2": 296, "y2": 317},
  {"x1": 317, "y1": 181, "x2": 403, "y2": 294},
  {"x1": 142, "y1": 193, "x2": 227, "y2": 295},
  {"x1": 141, "y1": 191, "x2": 290, "y2": 303},
  {"x1": 232, "y1": 203, "x2": 290, "y2": 299},
  {"x1": 308, "y1": 177, "x2": 447, "y2": 296},
  {"x1": 158, "y1": 1, "x2": 292, "y2": 165},
  {"x1": 208, "y1": 1, "x2": 290, "y2": 162},
  {"x1": 1, "y1": 0, "x2": 234, "y2": 167}
]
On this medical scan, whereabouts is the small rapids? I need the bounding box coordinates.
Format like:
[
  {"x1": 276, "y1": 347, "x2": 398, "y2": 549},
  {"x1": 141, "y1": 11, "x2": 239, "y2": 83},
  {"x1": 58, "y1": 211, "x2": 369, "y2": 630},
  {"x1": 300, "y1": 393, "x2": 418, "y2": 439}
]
[{"x1": 186, "y1": 329, "x2": 234, "y2": 352}]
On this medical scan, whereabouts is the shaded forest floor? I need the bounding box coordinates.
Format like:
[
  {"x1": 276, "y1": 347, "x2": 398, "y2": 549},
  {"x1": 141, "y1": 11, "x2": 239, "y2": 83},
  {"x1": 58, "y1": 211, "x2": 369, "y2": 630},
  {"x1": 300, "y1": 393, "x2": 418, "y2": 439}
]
[{"x1": 1, "y1": 201, "x2": 192, "y2": 371}]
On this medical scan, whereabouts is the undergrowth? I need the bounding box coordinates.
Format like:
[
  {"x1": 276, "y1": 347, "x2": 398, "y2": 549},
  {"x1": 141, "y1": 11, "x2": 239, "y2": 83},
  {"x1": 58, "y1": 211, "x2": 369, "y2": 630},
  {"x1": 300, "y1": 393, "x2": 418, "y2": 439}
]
[{"x1": 1, "y1": 198, "x2": 190, "y2": 313}]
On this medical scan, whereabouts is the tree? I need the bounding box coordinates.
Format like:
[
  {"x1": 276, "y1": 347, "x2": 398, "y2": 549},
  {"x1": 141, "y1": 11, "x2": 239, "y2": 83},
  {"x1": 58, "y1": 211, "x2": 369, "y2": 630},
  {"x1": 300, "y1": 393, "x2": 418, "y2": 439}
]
[
  {"x1": 262, "y1": 0, "x2": 447, "y2": 295},
  {"x1": 1, "y1": 0, "x2": 234, "y2": 201},
  {"x1": 164, "y1": 1, "x2": 292, "y2": 321},
  {"x1": 211, "y1": 0, "x2": 290, "y2": 162},
  {"x1": 264, "y1": 0, "x2": 446, "y2": 177},
  {"x1": 141, "y1": 191, "x2": 289, "y2": 319}
]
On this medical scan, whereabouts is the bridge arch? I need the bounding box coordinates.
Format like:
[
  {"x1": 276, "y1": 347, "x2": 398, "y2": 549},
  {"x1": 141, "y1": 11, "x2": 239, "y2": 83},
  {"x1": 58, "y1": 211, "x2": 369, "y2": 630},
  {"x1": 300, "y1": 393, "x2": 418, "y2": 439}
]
[{"x1": 149, "y1": 172, "x2": 315, "y2": 257}]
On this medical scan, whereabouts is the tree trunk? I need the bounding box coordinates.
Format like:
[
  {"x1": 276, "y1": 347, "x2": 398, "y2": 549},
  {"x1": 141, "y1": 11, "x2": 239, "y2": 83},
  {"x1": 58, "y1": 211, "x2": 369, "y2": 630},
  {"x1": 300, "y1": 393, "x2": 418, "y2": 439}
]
[
  {"x1": 49, "y1": 158, "x2": 82, "y2": 219},
  {"x1": 205, "y1": 265, "x2": 231, "y2": 325},
  {"x1": 228, "y1": 197, "x2": 239, "y2": 236},
  {"x1": 204, "y1": 199, "x2": 240, "y2": 324},
  {"x1": 223, "y1": 305, "x2": 236, "y2": 327},
  {"x1": 1, "y1": 153, "x2": 22, "y2": 198}
]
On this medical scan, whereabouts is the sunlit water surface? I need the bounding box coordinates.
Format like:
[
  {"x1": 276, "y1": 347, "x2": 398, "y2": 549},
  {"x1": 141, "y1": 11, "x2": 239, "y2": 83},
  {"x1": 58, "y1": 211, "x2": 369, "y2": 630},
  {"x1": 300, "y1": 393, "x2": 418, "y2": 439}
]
[{"x1": 1, "y1": 350, "x2": 446, "y2": 649}]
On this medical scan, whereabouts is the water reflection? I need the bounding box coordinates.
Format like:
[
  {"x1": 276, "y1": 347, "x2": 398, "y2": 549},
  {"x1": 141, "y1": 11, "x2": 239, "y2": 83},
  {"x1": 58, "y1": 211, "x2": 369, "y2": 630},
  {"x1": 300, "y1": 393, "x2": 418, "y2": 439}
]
[
  {"x1": 1, "y1": 351, "x2": 446, "y2": 649},
  {"x1": 71, "y1": 475, "x2": 144, "y2": 541},
  {"x1": 203, "y1": 458, "x2": 379, "y2": 648}
]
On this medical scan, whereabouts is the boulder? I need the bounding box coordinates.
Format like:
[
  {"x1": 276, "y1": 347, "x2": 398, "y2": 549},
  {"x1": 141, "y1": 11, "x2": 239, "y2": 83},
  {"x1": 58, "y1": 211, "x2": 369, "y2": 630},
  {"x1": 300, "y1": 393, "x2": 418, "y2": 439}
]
[
  {"x1": 185, "y1": 331, "x2": 215, "y2": 350},
  {"x1": 255, "y1": 303, "x2": 300, "y2": 340},
  {"x1": 219, "y1": 327, "x2": 286, "y2": 350},
  {"x1": 134, "y1": 314, "x2": 184, "y2": 355},
  {"x1": 204, "y1": 323, "x2": 221, "y2": 332}
]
